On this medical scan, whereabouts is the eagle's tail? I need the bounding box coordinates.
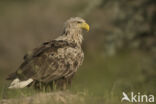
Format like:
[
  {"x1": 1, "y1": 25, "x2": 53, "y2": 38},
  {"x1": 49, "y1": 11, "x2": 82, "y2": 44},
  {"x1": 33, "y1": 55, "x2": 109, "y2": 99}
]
[{"x1": 8, "y1": 78, "x2": 33, "y2": 89}]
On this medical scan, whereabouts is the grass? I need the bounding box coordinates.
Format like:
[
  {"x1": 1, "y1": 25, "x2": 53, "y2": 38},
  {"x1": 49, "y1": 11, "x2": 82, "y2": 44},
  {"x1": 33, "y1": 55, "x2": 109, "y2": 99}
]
[{"x1": 0, "y1": 50, "x2": 156, "y2": 104}]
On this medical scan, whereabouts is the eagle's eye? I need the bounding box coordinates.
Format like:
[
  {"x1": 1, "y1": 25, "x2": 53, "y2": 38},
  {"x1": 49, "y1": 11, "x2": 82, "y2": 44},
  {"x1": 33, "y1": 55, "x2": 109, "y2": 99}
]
[{"x1": 77, "y1": 21, "x2": 82, "y2": 24}]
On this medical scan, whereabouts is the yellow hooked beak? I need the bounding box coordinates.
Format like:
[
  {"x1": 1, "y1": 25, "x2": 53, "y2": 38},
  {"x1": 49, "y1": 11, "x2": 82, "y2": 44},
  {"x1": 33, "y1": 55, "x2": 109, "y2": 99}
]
[{"x1": 80, "y1": 22, "x2": 90, "y2": 32}]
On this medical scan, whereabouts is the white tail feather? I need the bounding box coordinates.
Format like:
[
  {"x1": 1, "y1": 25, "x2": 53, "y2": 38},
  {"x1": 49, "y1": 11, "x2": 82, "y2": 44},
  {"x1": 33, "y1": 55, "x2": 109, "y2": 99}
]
[{"x1": 8, "y1": 78, "x2": 33, "y2": 89}]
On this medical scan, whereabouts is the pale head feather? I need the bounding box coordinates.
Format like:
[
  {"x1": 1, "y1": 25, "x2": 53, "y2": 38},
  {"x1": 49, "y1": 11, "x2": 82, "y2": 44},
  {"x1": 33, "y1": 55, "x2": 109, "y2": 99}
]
[{"x1": 56, "y1": 17, "x2": 87, "y2": 46}]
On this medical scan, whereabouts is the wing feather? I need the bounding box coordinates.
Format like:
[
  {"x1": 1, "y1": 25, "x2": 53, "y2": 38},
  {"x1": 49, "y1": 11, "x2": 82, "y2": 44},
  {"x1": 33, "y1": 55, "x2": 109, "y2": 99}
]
[{"x1": 7, "y1": 40, "x2": 83, "y2": 83}]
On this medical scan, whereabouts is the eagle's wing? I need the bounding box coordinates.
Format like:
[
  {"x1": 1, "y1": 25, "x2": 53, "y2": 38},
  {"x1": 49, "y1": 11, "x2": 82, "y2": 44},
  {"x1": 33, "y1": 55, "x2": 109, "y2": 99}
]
[
  {"x1": 23, "y1": 40, "x2": 72, "y2": 60},
  {"x1": 7, "y1": 40, "x2": 82, "y2": 83}
]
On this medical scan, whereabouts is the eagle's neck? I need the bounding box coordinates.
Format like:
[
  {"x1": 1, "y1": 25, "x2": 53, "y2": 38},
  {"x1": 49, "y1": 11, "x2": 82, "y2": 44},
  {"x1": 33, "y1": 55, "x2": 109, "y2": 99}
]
[{"x1": 56, "y1": 29, "x2": 83, "y2": 47}]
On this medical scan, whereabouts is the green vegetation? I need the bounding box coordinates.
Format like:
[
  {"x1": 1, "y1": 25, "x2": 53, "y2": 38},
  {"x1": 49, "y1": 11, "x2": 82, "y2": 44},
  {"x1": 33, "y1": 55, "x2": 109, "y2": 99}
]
[{"x1": 0, "y1": 50, "x2": 155, "y2": 103}]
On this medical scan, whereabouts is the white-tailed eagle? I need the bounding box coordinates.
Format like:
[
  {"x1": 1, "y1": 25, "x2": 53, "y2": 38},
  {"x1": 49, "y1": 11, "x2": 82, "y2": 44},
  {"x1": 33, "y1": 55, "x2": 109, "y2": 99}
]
[{"x1": 7, "y1": 17, "x2": 89, "y2": 90}]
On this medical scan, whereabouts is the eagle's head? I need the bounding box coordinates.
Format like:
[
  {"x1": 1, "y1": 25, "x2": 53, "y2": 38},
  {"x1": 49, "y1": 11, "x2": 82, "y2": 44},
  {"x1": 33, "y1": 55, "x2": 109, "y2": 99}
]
[
  {"x1": 58, "y1": 17, "x2": 89, "y2": 45},
  {"x1": 64, "y1": 17, "x2": 90, "y2": 34}
]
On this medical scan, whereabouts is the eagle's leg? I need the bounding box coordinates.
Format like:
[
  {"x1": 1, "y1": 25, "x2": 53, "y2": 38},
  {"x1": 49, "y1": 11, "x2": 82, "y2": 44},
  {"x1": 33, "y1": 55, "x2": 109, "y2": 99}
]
[
  {"x1": 31, "y1": 81, "x2": 47, "y2": 91},
  {"x1": 55, "y1": 78, "x2": 68, "y2": 90},
  {"x1": 31, "y1": 80, "x2": 41, "y2": 90},
  {"x1": 67, "y1": 74, "x2": 75, "y2": 88},
  {"x1": 43, "y1": 83, "x2": 52, "y2": 92},
  {"x1": 45, "y1": 81, "x2": 55, "y2": 91}
]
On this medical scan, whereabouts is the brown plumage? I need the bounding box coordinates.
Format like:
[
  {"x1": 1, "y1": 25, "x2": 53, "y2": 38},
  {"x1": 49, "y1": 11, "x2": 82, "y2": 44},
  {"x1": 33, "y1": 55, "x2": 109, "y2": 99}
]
[{"x1": 7, "y1": 17, "x2": 89, "y2": 90}]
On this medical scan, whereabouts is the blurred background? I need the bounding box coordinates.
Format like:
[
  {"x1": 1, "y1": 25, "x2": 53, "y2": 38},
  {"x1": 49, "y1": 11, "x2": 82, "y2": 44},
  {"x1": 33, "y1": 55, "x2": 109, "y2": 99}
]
[{"x1": 0, "y1": 0, "x2": 156, "y2": 103}]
